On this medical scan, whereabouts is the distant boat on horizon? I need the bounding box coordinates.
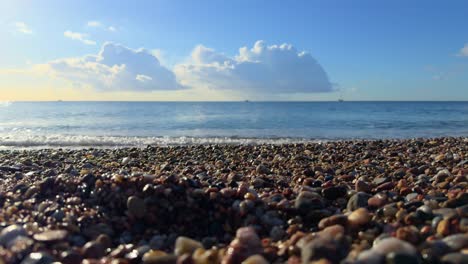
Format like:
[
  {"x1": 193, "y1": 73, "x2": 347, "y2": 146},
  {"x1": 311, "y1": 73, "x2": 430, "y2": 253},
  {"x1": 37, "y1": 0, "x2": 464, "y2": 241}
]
[
  {"x1": 244, "y1": 100, "x2": 250, "y2": 103},
  {"x1": 338, "y1": 98, "x2": 344, "y2": 102}
]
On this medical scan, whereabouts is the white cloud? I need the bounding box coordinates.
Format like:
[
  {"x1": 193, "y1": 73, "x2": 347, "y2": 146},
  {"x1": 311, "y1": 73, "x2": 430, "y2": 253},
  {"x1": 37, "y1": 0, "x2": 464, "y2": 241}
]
[
  {"x1": 14, "y1": 22, "x2": 32, "y2": 34},
  {"x1": 45, "y1": 42, "x2": 183, "y2": 91},
  {"x1": 87, "y1": 20, "x2": 117, "y2": 32},
  {"x1": 174, "y1": 40, "x2": 333, "y2": 93},
  {"x1": 136, "y1": 74, "x2": 152, "y2": 82},
  {"x1": 64, "y1": 31, "x2": 96, "y2": 45},
  {"x1": 87, "y1": 21, "x2": 102, "y2": 27},
  {"x1": 459, "y1": 43, "x2": 468, "y2": 57}
]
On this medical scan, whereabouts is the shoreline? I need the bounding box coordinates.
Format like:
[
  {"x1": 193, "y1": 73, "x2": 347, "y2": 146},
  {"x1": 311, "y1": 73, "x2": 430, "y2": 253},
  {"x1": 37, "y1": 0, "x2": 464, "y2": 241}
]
[
  {"x1": 1, "y1": 136, "x2": 467, "y2": 150},
  {"x1": 0, "y1": 137, "x2": 466, "y2": 263}
]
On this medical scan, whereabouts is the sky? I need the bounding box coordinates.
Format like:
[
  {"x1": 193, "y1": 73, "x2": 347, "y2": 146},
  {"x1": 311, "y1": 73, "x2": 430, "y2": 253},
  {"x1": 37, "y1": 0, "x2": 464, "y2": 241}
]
[{"x1": 1, "y1": 0, "x2": 467, "y2": 101}]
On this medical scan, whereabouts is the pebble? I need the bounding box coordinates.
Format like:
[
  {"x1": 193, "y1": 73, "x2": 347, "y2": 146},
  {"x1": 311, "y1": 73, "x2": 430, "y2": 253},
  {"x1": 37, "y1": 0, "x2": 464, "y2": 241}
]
[
  {"x1": 441, "y1": 253, "x2": 468, "y2": 264},
  {"x1": 20, "y1": 252, "x2": 55, "y2": 264},
  {"x1": 143, "y1": 252, "x2": 177, "y2": 264},
  {"x1": 295, "y1": 191, "x2": 324, "y2": 213},
  {"x1": 355, "y1": 180, "x2": 372, "y2": 193},
  {"x1": 0, "y1": 138, "x2": 465, "y2": 263},
  {"x1": 242, "y1": 254, "x2": 269, "y2": 264},
  {"x1": 386, "y1": 251, "x2": 420, "y2": 264},
  {"x1": 322, "y1": 186, "x2": 347, "y2": 200},
  {"x1": 127, "y1": 196, "x2": 146, "y2": 218},
  {"x1": 372, "y1": 237, "x2": 417, "y2": 256},
  {"x1": 33, "y1": 229, "x2": 68, "y2": 242},
  {"x1": 0, "y1": 225, "x2": 27, "y2": 247},
  {"x1": 437, "y1": 219, "x2": 451, "y2": 236},
  {"x1": 174, "y1": 236, "x2": 203, "y2": 256},
  {"x1": 348, "y1": 208, "x2": 371, "y2": 226},
  {"x1": 82, "y1": 241, "x2": 106, "y2": 259},
  {"x1": 222, "y1": 227, "x2": 262, "y2": 264},
  {"x1": 442, "y1": 234, "x2": 468, "y2": 251},
  {"x1": 122, "y1": 157, "x2": 131, "y2": 165},
  {"x1": 347, "y1": 192, "x2": 371, "y2": 211}
]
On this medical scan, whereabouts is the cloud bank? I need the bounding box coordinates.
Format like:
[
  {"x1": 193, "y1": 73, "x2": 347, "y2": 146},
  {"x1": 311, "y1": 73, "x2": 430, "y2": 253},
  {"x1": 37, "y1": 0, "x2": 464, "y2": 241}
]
[
  {"x1": 4, "y1": 40, "x2": 333, "y2": 96},
  {"x1": 46, "y1": 43, "x2": 183, "y2": 91},
  {"x1": 175, "y1": 41, "x2": 333, "y2": 93},
  {"x1": 64, "y1": 31, "x2": 96, "y2": 45}
]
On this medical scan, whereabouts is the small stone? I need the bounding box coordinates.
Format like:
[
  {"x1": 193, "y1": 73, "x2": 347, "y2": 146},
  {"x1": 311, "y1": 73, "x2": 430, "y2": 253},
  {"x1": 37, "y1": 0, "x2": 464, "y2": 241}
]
[
  {"x1": 127, "y1": 196, "x2": 146, "y2": 218},
  {"x1": 33, "y1": 230, "x2": 68, "y2": 242},
  {"x1": 386, "y1": 252, "x2": 420, "y2": 264},
  {"x1": 372, "y1": 237, "x2": 417, "y2": 256},
  {"x1": 82, "y1": 241, "x2": 106, "y2": 259},
  {"x1": 222, "y1": 227, "x2": 262, "y2": 264},
  {"x1": 318, "y1": 214, "x2": 348, "y2": 229},
  {"x1": 142, "y1": 251, "x2": 177, "y2": 264},
  {"x1": 96, "y1": 234, "x2": 112, "y2": 249},
  {"x1": 322, "y1": 186, "x2": 347, "y2": 200},
  {"x1": 122, "y1": 157, "x2": 131, "y2": 165},
  {"x1": 0, "y1": 225, "x2": 27, "y2": 247},
  {"x1": 295, "y1": 191, "x2": 324, "y2": 213},
  {"x1": 61, "y1": 251, "x2": 83, "y2": 264},
  {"x1": 320, "y1": 225, "x2": 345, "y2": 238},
  {"x1": 355, "y1": 180, "x2": 372, "y2": 193},
  {"x1": 437, "y1": 219, "x2": 451, "y2": 236},
  {"x1": 270, "y1": 226, "x2": 285, "y2": 242},
  {"x1": 256, "y1": 164, "x2": 270, "y2": 174},
  {"x1": 383, "y1": 205, "x2": 398, "y2": 218},
  {"x1": 456, "y1": 204, "x2": 468, "y2": 217},
  {"x1": 174, "y1": 236, "x2": 203, "y2": 256},
  {"x1": 20, "y1": 252, "x2": 55, "y2": 264},
  {"x1": 406, "y1": 193, "x2": 418, "y2": 201},
  {"x1": 441, "y1": 253, "x2": 468, "y2": 264},
  {"x1": 301, "y1": 234, "x2": 349, "y2": 263},
  {"x1": 348, "y1": 208, "x2": 371, "y2": 226},
  {"x1": 242, "y1": 254, "x2": 269, "y2": 264},
  {"x1": 395, "y1": 226, "x2": 420, "y2": 244},
  {"x1": 442, "y1": 234, "x2": 468, "y2": 251},
  {"x1": 373, "y1": 177, "x2": 388, "y2": 185},
  {"x1": 192, "y1": 248, "x2": 219, "y2": 264},
  {"x1": 368, "y1": 194, "x2": 387, "y2": 208},
  {"x1": 356, "y1": 249, "x2": 385, "y2": 263},
  {"x1": 347, "y1": 192, "x2": 371, "y2": 211}
]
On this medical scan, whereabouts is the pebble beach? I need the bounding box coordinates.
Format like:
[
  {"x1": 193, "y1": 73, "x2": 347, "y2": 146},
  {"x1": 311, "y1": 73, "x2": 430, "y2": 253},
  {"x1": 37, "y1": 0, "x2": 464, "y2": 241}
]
[{"x1": 0, "y1": 137, "x2": 467, "y2": 264}]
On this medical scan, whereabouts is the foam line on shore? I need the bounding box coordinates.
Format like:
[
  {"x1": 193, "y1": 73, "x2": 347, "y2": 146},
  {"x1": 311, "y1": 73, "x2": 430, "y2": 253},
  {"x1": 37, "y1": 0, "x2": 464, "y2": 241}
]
[{"x1": 0, "y1": 134, "x2": 323, "y2": 149}]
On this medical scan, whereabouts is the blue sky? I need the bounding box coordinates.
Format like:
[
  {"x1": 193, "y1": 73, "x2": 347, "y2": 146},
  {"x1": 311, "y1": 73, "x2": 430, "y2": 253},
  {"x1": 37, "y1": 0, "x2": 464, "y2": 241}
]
[{"x1": 1, "y1": 0, "x2": 467, "y2": 101}]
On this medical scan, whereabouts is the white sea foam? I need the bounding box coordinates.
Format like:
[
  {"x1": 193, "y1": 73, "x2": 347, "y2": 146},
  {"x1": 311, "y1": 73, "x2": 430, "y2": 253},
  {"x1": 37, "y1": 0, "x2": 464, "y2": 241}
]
[{"x1": 0, "y1": 134, "x2": 321, "y2": 149}]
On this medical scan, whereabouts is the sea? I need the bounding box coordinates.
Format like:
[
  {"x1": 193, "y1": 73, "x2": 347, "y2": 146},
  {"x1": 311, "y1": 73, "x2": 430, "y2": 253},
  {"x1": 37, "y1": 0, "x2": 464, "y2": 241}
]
[{"x1": 0, "y1": 101, "x2": 467, "y2": 149}]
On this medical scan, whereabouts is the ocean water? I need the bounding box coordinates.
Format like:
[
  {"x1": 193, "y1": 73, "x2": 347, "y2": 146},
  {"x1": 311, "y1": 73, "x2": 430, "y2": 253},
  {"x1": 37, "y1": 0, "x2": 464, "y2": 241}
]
[{"x1": 0, "y1": 101, "x2": 467, "y2": 148}]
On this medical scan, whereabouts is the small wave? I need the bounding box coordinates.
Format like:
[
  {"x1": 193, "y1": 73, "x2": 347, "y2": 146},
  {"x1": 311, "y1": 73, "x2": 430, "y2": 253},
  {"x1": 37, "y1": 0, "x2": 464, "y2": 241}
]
[{"x1": 0, "y1": 134, "x2": 321, "y2": 149}]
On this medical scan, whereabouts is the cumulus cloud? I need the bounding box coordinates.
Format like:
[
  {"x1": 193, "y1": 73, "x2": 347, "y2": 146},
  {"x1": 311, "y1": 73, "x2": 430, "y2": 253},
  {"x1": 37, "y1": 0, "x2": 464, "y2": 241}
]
[
  {"x1": 458, "y1": 43, "x2": 468, "y2": 57},
  {"x1": 64, "y1": 31, "x2": 96, "y2": 45},
  {"x1": 174, "y1": 40, "x2": 333, "y2": 93},
  {"x1": 45, "y1": 42, "x2": 183, "y2": 91},
  {"x1": 14, "y1": 22, "x2": 32, "y2": 34}
]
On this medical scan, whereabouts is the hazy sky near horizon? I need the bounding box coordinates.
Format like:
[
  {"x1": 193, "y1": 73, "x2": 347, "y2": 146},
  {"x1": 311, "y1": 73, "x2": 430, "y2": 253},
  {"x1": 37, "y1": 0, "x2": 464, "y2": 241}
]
[{"x1": 1, "y1": 0, "x2": 468, "y2": 101}]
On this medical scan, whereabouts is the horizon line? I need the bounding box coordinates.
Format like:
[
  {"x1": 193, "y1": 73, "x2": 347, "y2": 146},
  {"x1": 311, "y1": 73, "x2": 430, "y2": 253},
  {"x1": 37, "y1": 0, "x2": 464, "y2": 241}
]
[{"x1": 3, "y1": 100, "x2": 468, "y2": 103}]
